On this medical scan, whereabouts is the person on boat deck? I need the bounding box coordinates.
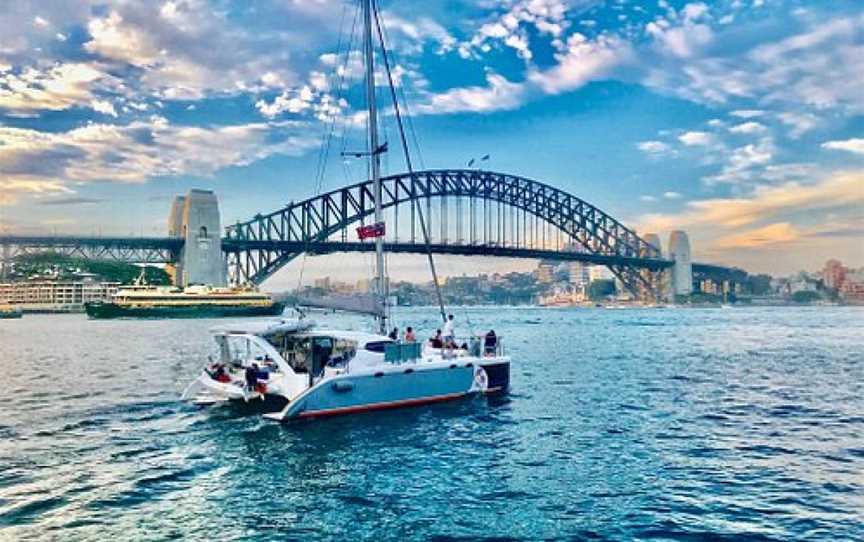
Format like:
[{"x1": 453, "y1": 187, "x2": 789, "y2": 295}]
[
  {"x1": 244, "y1": 363, "x2": 259, "y2": 391},
  {"x1": 430, "y1": 329, "x2": 443, "y2": 348},
  {"x1": 212, "y1": 363, "x2": 231, "y2": 383},
  {"x1": 388, "y1": 327, "x2": 399, "y2": 340},
  {"x1": 404, "y1": 326, "x2": 416, "y2": 342},
  {"x1": 484, "y1": 329, "x2": 497, "y2": 355},
  {"x1": 443, "y1": 314, "x2": 455, "y2": 342}
]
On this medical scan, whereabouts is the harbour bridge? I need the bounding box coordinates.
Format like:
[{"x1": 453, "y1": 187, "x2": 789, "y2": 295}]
[{"x1": 0, "y1": 169, "x2": 746, "y2": 299}]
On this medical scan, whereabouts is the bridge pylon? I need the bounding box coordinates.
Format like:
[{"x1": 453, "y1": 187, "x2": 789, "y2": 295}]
[{"x1": 169, "y1": 190, "x2": 227, "y2": 287}]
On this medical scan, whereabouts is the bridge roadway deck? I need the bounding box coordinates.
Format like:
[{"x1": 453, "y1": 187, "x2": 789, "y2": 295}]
[
  {"x1": 0, "y1": 235, "x2": 750, "y2": 280},
  {"x1": 220, "y1": 239, "x2": 674, "y2": 271}
]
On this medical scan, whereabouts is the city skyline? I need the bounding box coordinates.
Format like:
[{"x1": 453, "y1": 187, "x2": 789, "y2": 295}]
[{"x1": 1, "y1": 0, "x2": 862, "y2": 281}]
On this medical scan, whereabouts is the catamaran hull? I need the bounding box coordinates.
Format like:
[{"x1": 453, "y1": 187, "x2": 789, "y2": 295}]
[
  {"x1": 477, "y1": 359, "x2": 510, "y2": 394},
  {"x1": 84, "y1": 302, "x2": 286, "y2": 319},
  {"x1": 278, "y1": 364, "x2": 479, "y2": 420}
]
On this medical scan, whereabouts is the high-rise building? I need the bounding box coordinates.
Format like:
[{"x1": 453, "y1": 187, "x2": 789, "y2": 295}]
[
  {"x1": 535, "y1": 260, "x2": 556, "y2": 283},
  {"x1": 568, "y1": 262, "x2": 590, "y2": 288},
  {"x1": 823, "y1": 259, "x2": 847, "y2": 290}
]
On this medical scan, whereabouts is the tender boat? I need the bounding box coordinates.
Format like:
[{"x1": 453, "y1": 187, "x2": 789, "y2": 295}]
[{"x1": 181, "y1": 319, "x2": 510, "y2": 420}]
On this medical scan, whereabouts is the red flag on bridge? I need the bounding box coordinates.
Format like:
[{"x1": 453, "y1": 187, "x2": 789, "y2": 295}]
[{"x1": 356, "y1": 221, "x2": 385, "y2": 240}]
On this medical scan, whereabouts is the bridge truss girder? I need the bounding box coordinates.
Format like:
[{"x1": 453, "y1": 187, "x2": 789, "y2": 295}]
[
  {"x1": 0, "y1": 237, "x2": 182, "y2": 279},
  {"x1": 225, "y1": 169, "x2": 667, "y2": 298}
]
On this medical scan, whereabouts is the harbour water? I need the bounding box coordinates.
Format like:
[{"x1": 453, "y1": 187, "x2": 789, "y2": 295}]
[{"x1": 1, "y1": 306, "x2": 862, "y2": 541}]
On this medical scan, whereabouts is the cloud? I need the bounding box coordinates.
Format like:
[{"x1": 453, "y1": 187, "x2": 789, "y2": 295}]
[
  {"x1": 822, "y1": 138, "x2": 864, "y2": 155},
  {"x1": 706, "y1": 138, "x2": 774, "y2": 184},
  {"x1": 729, "y1": 121, "x2": 766, "y2": 134},
  {"x1": 713, "y1": 222, "x2": 800, "y2": 250},
  {"x1": 643, "y1": 15, "x2": 864, "y2": 113},
  {"x1": 382, "y1": 13, "x2": 456, "y2": 55},
  {"x1": 638, "y1": 170, "x2": 864, "y2": 232},
  {"x1": 527, "y1": 33, "x2": 628, "y2": 95},
  {"x1": 730, "y1": 110, "x2": 765, "y2": 118},
  {"x1": 635, "y1": 169, "x2": 864, "y2": 272},
  {"x1": 90, "y1": 99, "x2": 118, "y2": 117},
  {"x1": 79, "y1": 2, "x2": 335, "y2": 101},
  {"x1": 777, "y1": 111, "x2": 818, "y2": 138},
  {"x1": 0, "y1": 178, "x2": 72, "y2": 206},
  {"x1": 663, "y1": 191, "x2": 682, "y2": 199},
  {"x1": 645, "y1": 2, "x2": 713, "y2": 58},
  {"x1": 0, "y1": 63, "x2": 116, "y2": 114},
  {"x1": 637, "y1": 141, "x2": 670, "y2": 154},
  {"x1": 678, "y1": 131, "x2": 712, "y2": 146},
  {"x1": 37, "y1": 196, "x2": 104, "y2": 206},
  {"x1": 415, "y1": 72, "x2": 526, "y2": 115},
  {"x1": 461, "y1": 0, "x2": 571, "y2": 60},
  {"x1": 0, "y1": 117, "x2": 319, "y2": 205}
]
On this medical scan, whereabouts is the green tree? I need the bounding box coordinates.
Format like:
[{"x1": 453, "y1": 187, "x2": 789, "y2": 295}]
[
  {"x1": 791, "y1": 290, "x2": 820, "y2": 303},
  {"x1": 747, "y1": 274, "x2": 772, "y2": 296}
]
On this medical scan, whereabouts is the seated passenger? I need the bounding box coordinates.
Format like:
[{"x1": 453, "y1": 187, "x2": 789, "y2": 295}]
[{"x1": 429, "y1": 329, "x2": 443, "y2": 349}]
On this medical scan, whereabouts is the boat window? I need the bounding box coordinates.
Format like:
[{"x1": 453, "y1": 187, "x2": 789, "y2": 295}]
[
  {"x1": 364, "y1": 340, "x2": 393, "y2": 353},
  {"x1": 221, "y1": 335, "x2": 274, "y2": 368}
]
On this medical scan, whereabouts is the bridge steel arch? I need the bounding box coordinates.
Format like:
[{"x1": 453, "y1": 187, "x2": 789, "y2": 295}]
[{"x1": 225, "y1": 169, "x2": 667, "y2": 297}]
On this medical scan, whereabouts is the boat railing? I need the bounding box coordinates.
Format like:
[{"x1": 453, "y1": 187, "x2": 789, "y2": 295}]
[
  {"x1": 385, "y1": 342, "x2": 422, "y2": 363},
  {"x1": 466, "y1": 334, "x2": 504, "y2": 357}
]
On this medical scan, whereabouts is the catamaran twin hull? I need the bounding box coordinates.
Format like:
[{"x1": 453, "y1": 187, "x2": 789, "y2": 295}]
[
  {"x1": 271, "y1": 358, "x2": 509, "y2": 421},
  {"x1": 187, "y1": 358, "x2": 510, "y2": 422}
]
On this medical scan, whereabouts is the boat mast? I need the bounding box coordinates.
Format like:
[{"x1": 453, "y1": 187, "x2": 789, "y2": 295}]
[{"x1": 362, "y1": 0, "x2": 387, "y2": 335}]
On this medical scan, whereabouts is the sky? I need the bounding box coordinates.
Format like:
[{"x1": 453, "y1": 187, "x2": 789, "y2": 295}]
[{"x1": 0, "y1": 0, "x2": 862, "y2": 286}]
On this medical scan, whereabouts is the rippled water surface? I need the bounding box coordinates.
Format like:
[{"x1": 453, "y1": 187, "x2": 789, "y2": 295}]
[{"x1": 1, "y1": 307, "x2": 863, "y2": 541}]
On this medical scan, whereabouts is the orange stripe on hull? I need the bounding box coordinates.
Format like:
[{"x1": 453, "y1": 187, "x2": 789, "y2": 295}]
[{"x1": 297, "y1": 392, "x2": 468, "y2": 419}]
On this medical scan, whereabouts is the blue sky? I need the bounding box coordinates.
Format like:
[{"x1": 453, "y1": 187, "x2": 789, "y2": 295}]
[{"x1": 1, "y1": 0, "x2": 862, "y2": 284}]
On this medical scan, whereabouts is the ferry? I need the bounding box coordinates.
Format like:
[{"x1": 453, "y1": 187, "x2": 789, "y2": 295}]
[
  {"x1": 0, "y1": 303, "x2": 23, "y2": 319},
  {"x1": 84, "y1": 284, "x2": 285, "y2": 319},
  {"x1": 181, "y1": 319, "x2": 509, "y2": 420}
]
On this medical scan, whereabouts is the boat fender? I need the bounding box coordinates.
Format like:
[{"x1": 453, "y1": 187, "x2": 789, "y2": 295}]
[
  {"x1": 332, "y1": 380, "x2": 354, "y2": 392},
  {"x1": 473, "y1": 367, "x2": 488, "y2": 392}
]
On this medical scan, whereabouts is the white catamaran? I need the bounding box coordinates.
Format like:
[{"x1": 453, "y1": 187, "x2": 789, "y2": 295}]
[{"x1": 182, "y1": 0, "x2": 511, "y2": 421}]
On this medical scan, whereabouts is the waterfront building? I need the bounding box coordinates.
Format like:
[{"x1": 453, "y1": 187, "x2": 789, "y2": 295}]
[
  {"x1": 535, "y1": 260, "x2": 556, "y2": 283},
  {"x1": 840, "y1": 269, "x2": 864, "y2": 303},
  {"x1": 0, "y1": 278, "x2": 120, "y2": 312},
  {"x1": 568, "y1": 262, "x2": 590, "y2": 289},
  {"x1": 589, "y1": 265, "x2": 614, "y2": 282}
]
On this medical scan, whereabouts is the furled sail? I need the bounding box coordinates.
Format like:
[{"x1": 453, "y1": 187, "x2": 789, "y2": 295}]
[{"x1": 296, "y1": 293, "x2": 385, "y2": 317}]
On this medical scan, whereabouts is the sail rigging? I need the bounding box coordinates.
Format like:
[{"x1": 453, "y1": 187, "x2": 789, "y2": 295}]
[{"x1": 370, "y1": 0, "x2": 447, "y2": 324}]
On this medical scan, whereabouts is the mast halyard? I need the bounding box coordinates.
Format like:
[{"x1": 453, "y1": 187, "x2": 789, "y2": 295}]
[{"x1": 362, "y1": 0, "x2": 387, "y2": 335}]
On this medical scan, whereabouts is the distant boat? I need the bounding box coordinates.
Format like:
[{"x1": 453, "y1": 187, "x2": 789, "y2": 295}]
[
  {"x1": 0, "y1": 303, "x2": 23, "y2": 319},
  {"x1": 84, "y1": 284, "x2": 285, "y2": 319}
]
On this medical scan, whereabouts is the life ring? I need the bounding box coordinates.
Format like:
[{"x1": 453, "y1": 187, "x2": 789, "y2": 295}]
[{"x1": 473, "y1": 367, "x2": 489, "y2": 392}]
